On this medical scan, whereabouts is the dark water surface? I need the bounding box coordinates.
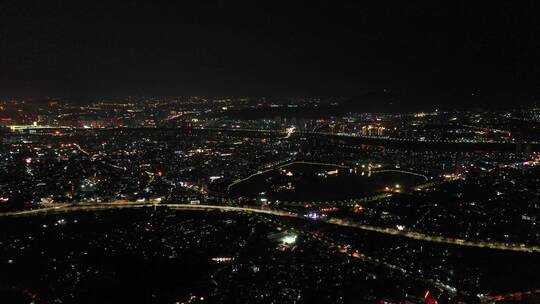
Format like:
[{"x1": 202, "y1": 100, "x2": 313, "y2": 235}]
[{"x1": 230, "y1": 163, "x2": 426, "y2": 202}]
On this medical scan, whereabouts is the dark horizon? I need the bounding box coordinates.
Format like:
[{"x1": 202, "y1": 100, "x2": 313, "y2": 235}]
[
  {"x1": 2, "y1": 93, "x2": 537, "y2": 113},
  {"x1": 1, "y1": 1, "x2": 540, "y2": 108}
]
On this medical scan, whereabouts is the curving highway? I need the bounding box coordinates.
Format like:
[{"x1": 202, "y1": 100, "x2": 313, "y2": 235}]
[
  {"x1": 2, "y1": 202, "x2": 539, "y2": 253},
  {"x1": 226, "y1": 160, "x2": 351, "y2": 192}
]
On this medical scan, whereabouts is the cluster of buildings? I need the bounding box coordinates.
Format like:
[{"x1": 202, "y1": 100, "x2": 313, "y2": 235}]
[{"x1": 1, "y1": 97, "x2": 540, "y2": 303}]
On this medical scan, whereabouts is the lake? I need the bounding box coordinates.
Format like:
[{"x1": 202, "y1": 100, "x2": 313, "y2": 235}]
[{"x1": 229, "y1": 162, "x2": 427, "y2": 202}]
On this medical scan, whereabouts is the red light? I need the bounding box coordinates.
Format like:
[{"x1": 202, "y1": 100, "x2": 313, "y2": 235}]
[{"x1": 424, "y1": 290, "x2": 430, "y2": 299}]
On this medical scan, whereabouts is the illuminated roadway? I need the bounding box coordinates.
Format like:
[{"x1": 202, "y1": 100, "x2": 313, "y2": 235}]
[
  {"x1": 227, "y1": 160, "x2": 351, "y2": 192},
  {"x1": 14, "y1": 125, "x2": 540, "y2": 146},
  {"x1": 2, "y1": 202, "x2": 539, "y2": 253}
]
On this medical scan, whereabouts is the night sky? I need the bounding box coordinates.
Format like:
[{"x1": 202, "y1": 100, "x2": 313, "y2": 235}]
[{"x1": 1, "y1": 1, "x2": 540, "y2": 107}]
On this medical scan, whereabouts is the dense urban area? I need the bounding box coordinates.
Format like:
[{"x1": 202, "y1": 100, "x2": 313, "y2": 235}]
[{"x1": 1, "y1": 97, "x2": 540, "y2": 303}]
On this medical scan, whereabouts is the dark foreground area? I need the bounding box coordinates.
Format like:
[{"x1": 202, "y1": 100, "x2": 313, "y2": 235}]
[{"x1": 0, "y1": 207, "x2": 538, "y2": 303}]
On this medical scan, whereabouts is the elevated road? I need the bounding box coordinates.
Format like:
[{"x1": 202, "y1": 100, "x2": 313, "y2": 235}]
[
  {"x1": 7, "y1": 126, "x2": 540, "y2": 151},
  {"x1": 2, "y1": 202, "x2": 539, "y2": 253}
]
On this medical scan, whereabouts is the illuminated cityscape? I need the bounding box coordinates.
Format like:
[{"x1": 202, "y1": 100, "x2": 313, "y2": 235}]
[{"x1": 1, "y1": 1, "x2": 540, "y2": 303}]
